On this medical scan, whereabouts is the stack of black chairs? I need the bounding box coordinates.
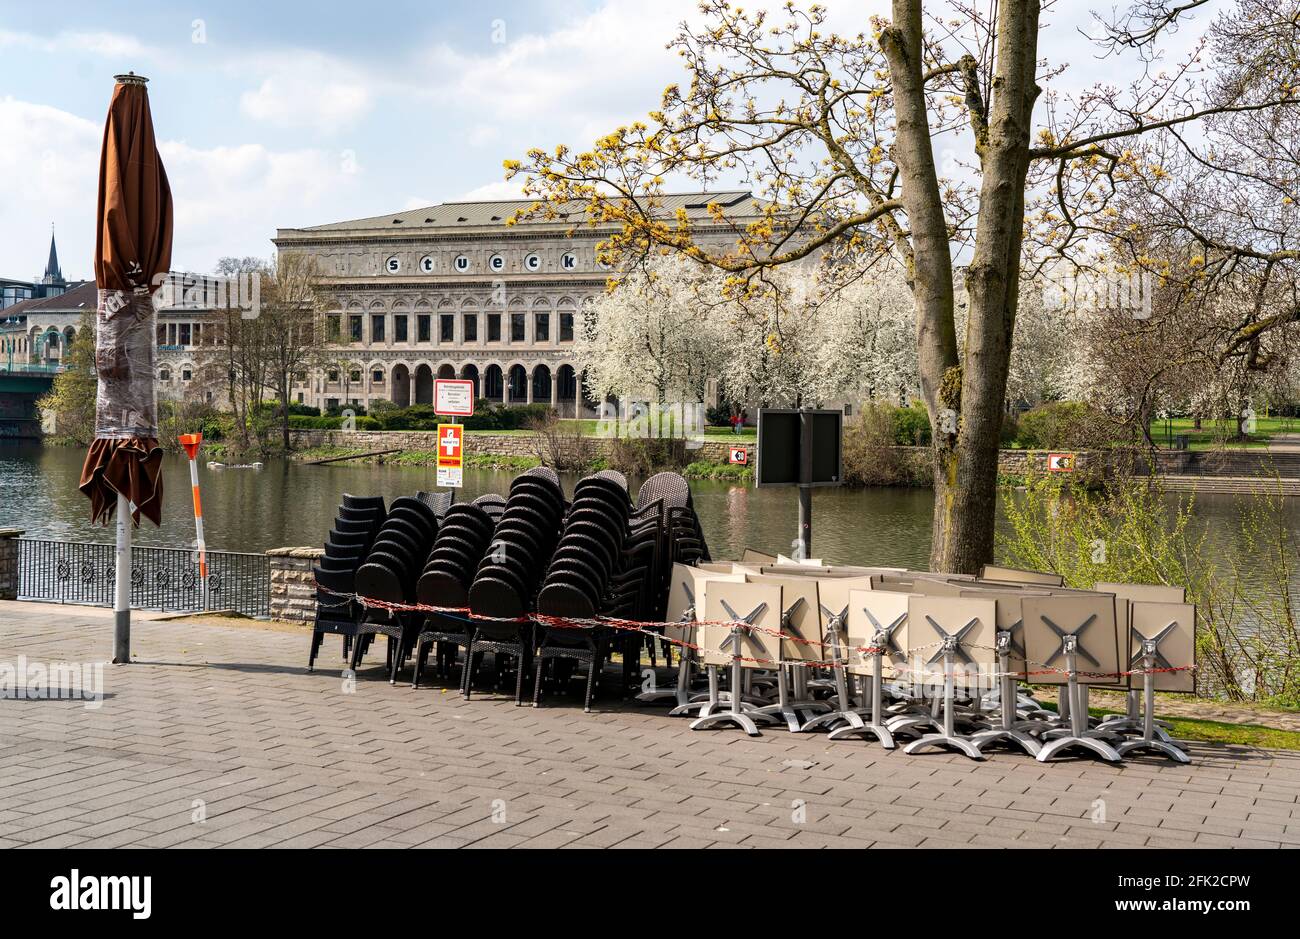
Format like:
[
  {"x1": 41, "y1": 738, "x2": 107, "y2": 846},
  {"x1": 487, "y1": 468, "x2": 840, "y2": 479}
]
[
  {"x1": 464, "y1": 468, "x2": 566, "y2": 703},
  {"x1": 532, "y1": 471, "x2": 635, "y2": 710},
  {"x1": 620, "y1": 472, "x2": 710, "y2": 680},
  {"x1": 305, "y1": 470, "x2": 711, "y2": 713},
  {"x1": 351, "y1": 496, "x2": 439, "y2": 681},
  {"x1": 411, "y1": 500, "x2": 497, "y2": 687},
  {"x1": 309, "y1": 494, "x2": 386, "y2": 672},
  {"x1": 416, "y1": 489, "x2": 456, "y2": 521}
]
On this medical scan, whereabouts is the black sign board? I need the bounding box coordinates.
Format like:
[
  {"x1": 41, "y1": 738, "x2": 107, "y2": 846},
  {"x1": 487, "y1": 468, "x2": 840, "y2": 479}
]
[{"x1": 756, "y1": 408, "x2": 843, "y2": 488}]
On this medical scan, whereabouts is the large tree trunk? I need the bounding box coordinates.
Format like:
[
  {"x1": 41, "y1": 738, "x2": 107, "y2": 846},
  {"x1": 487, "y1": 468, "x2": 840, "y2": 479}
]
[
  {"x1": 885, "y1": 0, "x2": 1041, "y2": 573},
  {"x1": 945, "y1": 0, "x2": 1041, "y2": 573}
]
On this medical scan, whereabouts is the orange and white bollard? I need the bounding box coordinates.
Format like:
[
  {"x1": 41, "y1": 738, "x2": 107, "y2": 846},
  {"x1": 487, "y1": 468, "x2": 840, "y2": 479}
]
[{"x1": 178, "y1": 433, "x2": 208, "y2": 609}]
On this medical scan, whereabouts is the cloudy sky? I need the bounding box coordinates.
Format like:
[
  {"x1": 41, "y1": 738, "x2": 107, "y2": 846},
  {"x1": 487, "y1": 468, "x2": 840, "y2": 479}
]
[{"x1": 0, "y1": 0, "x2": 1201, "y2": 280}]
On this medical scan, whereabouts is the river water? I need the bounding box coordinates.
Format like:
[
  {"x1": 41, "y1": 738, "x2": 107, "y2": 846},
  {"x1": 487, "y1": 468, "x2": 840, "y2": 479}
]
[{"x1": 0, "y1": 442, "x2": 1295, "y2": 586}]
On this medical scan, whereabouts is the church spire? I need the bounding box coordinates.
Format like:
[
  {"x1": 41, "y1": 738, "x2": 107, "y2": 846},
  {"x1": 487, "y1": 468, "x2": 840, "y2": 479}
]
[{"x1": 43, "y1": 226, "x2": 63, "y2": 284}]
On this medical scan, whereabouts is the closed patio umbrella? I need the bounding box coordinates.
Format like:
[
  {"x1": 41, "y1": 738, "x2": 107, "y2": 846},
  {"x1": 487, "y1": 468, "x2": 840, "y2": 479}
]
[{"x1": 78, "y1": 72, "x2": 173, "y2": 663}]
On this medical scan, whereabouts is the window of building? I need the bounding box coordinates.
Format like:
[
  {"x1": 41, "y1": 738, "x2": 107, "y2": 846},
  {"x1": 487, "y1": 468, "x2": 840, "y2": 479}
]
[
  {"x1": 559, "y1": 312, "x2": 574, "y2": 342},
  {"x1": 297, "y1": 392, "x2": 304, "y2": 403},
  {"x1": 440, "y1": 314, "x2": 454, "y2": 342},
  {"x1": 179, "y1": 323, "x2": 192, "y2": 346},
  {"x1": 327, "y1": 369, "x2": 340, "y2": 382},
  {"x1": 349, "y1": 369, "x2": 362, "y2": 383},
  {"x1": 326, "y1": 398, "x2": 339, "y2": 411},
  {"x1": 159, "y1": 368, "x2": 170, "y2": 381},
  {"x1": 371, "y1": 315, "x2": 385, "y2": 342},
  {"x1": 510, "y1": 313, "x2": 526, "y2": 342},
  {"x1": 372, "y1": 369, "x2": 384, "y2": 383},
  {"x1": 463, "y1": 313, "x2": 478, "y2": 342},
  {"x1": 487, "y1": 313, "x2": 501, "y2": 342},
  {"x1": 327, "y1": 315, "x2": 341, "y2": 341},
  {"x1": 534, "y1": 313, "x2": 550, "y2": 342},
  {"x1": 349, "y1": 315, "x2": 363, "y2": 342},
  {"x1": 417, "y1": 314, "x2": 431, "y2": 343},
  {"x1": 166, "y1": 323, "x2": 177, "y2": 345},
  {"x1": 181, "y1": 368, "x2": 192, "y2": 381},
  {"x1": 394, "y1": 315, "x2": 408, "y2": 343}
]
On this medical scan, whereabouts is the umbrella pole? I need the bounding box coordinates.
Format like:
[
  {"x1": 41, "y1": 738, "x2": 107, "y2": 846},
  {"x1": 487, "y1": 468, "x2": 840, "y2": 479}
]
[{"x1": 113, "y1": 492, "x2": 131, "y2": 663}]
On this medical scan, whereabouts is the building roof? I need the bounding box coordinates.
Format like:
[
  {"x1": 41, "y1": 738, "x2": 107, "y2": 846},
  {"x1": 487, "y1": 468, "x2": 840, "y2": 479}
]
[
  {"x1": 1, "y1": 281, "x2": 96, "y2": 318},
  {"x1": 286, "y1": 190, "x2": 761, "y2": 235}
]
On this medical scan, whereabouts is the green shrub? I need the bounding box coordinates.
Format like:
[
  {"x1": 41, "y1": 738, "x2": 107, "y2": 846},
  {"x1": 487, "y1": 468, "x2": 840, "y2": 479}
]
[
  {"x1": 288, "y1": 414, "x2": 380, "y2": 430},
  {"x1": 892, "y1": 401, "x2": 932, "y2": 446},
  {"x1": 372, "y1": 401, "x2": 553, "y2": 431},
  {"x1": 843, "y1": 403, "x2": 932, "y2": 486},
  {"x1": 1014, "y1": 401, "x2": 1107, "y2": 450},
  {"x1": 324, "y1": 402, "x2": 366, "y2": 417},
  {"x1": 1000, "y1": 411, "x2": 1020, "y2": 446},
  {"x1": 706, "y1": 402, "x2": 739, "y2": 427}
]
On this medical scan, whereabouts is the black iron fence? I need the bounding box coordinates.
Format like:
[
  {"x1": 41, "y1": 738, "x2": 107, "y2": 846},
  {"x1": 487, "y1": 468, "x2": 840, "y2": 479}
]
[{"x1": 17, "y1": 539, "x2": 270, "y2": 618}]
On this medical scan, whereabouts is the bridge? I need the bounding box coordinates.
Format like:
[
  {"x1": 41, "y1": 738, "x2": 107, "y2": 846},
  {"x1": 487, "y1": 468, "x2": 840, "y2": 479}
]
[{"x1": 0, "y1": 364, "x2": 62, "y2": 438}]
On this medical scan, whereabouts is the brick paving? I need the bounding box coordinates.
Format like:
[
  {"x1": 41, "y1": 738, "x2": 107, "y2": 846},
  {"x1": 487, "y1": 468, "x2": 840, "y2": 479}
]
[{"x1": 1, "y1": 600, "x2": 1298, "y2": 849}]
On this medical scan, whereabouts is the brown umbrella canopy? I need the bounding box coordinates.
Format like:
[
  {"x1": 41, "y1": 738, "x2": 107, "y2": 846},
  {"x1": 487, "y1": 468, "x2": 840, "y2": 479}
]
[{"x1": 79, "y1": 73, "x2": 174, "y2": 527}]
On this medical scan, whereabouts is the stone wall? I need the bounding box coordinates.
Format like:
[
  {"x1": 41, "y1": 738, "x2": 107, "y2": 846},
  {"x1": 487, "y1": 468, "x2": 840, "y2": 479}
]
[
  {"x1": 266, "y1": 547, "x2": 324, "y2": 624},
  {"x1": 0, "y1": 528, "x2": 22, "y2": 601},
  {"x1": 290, "y1": 429, "x2": 747, "y2": 466}
]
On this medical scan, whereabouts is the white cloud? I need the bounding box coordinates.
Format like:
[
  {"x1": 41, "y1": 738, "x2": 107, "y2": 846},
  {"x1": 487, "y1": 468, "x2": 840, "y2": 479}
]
[
  {"x1": 238, "y1": 51, "x2": 374, "y2": 133},
  {"x1": 0, "y1": 97, "x2": 361, "y2": 276},
  {"x1": 0, "y1": 29, "x2": 159, "y2": 61}
]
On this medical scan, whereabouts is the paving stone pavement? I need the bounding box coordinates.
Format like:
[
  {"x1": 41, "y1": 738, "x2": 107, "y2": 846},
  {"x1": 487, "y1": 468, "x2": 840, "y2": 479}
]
[{"x1": 1, "y1": 600, "x2": 1298, "y2": 849}]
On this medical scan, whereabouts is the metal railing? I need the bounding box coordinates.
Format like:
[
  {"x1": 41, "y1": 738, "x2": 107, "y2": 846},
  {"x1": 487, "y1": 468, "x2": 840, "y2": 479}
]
[
  {"x1": 16, "y1": 539, "x2": 270, "y2": 618},
  {"x1": 0, "y1": 362, "x2": 66, "y2": 375}
]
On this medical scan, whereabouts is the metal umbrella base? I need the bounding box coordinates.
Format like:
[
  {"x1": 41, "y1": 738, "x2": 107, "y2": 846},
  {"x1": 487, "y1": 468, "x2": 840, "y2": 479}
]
[
  {"x1": 901, "y1": 648, "x2": 984, "y2": 761},
  {"x1": 827, "y1": 658, "x2": 896, "y2": 748},
  {"x1": 1114, "y1": 648, "x2": 1192, "y2": 764},
  {"x1": 752, "y1": 666, "x2": 831, "y2": 732},
  {"x1": 971, "y1": 644, "x2": 1042, "y2": 757},
  {"x1": 690, "y1": 614, "x2": 779, "y2": 737},
  {"x1": 1036, "y1": 646, "x2": 1122, "y2": 763}
]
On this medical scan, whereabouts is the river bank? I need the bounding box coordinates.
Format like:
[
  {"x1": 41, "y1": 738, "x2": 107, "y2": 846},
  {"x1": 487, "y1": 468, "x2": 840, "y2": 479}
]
[{"x1": 283, "y1": 428, "x2": 1124, "y2": 487}]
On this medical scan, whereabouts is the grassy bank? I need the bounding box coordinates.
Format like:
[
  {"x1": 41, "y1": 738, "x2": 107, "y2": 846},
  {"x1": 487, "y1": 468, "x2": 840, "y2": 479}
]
[
  {"x1": 1034, "y1": 699, "x2": 1300, "y2": 751},
  {"x1": 290, "y1": 445, "x2": 541, "y2": 472},
  {"x1": 290, "y1": 444, "x2": 752, "y2": 481}
]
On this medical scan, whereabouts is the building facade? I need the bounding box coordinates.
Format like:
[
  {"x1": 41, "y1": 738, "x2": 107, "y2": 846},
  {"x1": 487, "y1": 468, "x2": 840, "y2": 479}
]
[
  {"x1": 273, "y1": 192, "x2": 761, "y2": 416},
  {"x1": 1, "y1": 277, "x2": 226, "y2": 407}
]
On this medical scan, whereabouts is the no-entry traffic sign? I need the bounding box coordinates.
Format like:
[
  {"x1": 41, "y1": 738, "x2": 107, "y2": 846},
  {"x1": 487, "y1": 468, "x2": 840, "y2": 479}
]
[
  {"x1": 434, "y1": 379, "x2": 475, "y2": 417},
  {"x1": 437, "y1": 423, "x2": 464, "y2": 487}
]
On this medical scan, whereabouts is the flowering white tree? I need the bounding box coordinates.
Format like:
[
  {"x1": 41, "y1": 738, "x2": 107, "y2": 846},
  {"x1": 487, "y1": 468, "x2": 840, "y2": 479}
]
[
  {"x1": 816, "y1": 264, "x2": 919, "y2": 406},
  {"x1": 575, "y1": 255, "x2": 727, "y2": 408}
]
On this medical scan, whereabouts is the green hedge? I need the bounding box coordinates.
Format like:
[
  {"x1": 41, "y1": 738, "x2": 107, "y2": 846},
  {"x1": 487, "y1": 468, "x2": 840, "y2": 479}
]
[
  {"x1": 288, "y1": 414, "x2": 381, "y2": 430},
  {"x1": 1014, "y1": 401, "x2": 1108, "y2": 450},
  {"x1": 375, "y1": 400, "x2": 552, "y2": 431}
]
